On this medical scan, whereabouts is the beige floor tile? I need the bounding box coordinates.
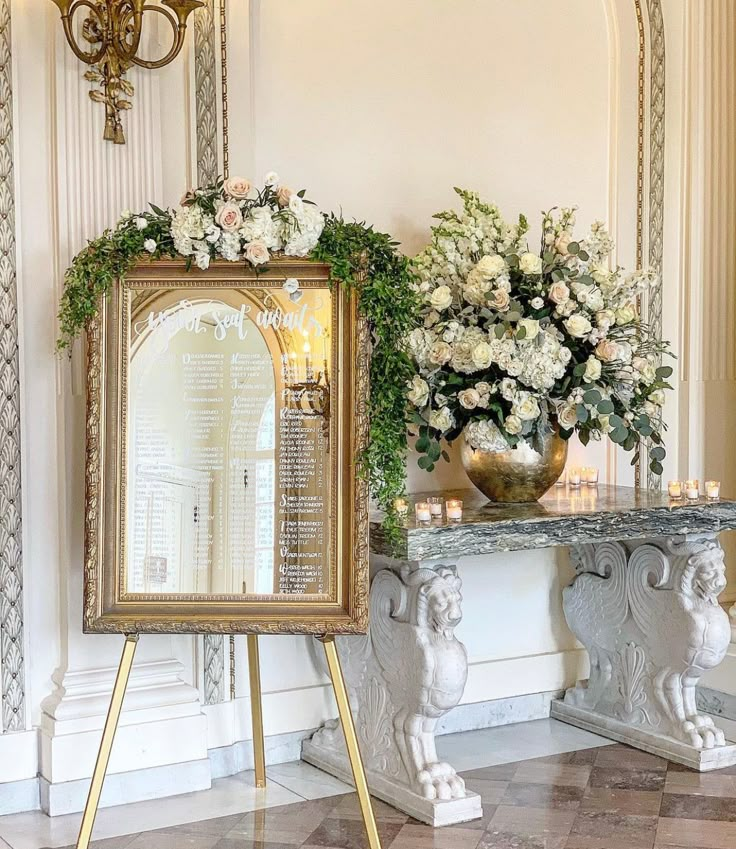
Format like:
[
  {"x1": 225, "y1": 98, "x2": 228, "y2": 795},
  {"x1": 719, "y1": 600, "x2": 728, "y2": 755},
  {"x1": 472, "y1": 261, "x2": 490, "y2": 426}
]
[
  {"x1": 512, "y1": 762, "x2": 592, "y2": 789},
  {"x1": 656, "y1": 815, "x2": 736, "y2": 848}
]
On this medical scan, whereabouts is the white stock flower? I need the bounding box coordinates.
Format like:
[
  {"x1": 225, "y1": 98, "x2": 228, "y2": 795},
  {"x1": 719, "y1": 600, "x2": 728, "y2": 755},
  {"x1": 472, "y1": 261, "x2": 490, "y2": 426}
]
[
  {"x1": 649, "y1": 389, "x2": 665, "y2": 406},
  {"x1": 519, "y1": 252, "x2": 543, "y2": 275},
  {"x1": 135, "y1": 217, "x2": 147, "y2": 230},
  {"x1": 144, "y1": 239, "x2": 157, "y2": 253},
  {"x1": 564, "y1": 314, "x2": 592, "y2": 338},
  {"x1": 555, "y1": 231, "x2": 573, "y2": 255},
  {"x1": 407, "y1": 375, "x2": 430, "y2": 407}
]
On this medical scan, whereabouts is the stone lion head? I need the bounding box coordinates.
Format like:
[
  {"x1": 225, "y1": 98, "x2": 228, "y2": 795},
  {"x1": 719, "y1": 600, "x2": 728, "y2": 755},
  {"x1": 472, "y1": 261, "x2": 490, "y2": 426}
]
[{"x1": 415, "y1": 566, "x2": 463, "y2": 638}]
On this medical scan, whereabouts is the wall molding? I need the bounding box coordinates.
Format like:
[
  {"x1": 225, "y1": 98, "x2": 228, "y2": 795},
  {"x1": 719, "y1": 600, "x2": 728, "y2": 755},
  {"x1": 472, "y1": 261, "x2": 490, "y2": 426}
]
[{"x1": 0, "y1": 0, "x2": 24, "y2": 735}]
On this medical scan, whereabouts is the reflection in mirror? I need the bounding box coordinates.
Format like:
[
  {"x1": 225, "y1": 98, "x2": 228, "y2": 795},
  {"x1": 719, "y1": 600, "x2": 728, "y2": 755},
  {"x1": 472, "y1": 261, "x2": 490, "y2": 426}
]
[{"x1": 125, "y1": 287, "x2": 332, "y2": 599}]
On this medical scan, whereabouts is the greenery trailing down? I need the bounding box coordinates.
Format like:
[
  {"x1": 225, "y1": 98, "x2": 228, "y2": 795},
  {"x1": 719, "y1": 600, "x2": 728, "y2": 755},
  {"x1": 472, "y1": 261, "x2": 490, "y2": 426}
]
[
  {"x1": 56, "y1": 183, "x2": 420, "y2": 548},
  {"x1": 313, "y1": 216, "x2": 420, "y2": 543}
]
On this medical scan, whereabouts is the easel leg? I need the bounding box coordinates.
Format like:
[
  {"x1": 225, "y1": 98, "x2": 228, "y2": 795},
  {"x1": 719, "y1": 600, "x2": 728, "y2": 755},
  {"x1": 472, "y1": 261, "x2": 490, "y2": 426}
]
[
  {"x1": 247, "y1": 634, "x2": 267, "y2": 788},
  {"x1": 320, "y1": 635, "x2": 381, "y2": 849},
  {"x1": 76, "y1": 634, "x2": 138, "y2": 849}
]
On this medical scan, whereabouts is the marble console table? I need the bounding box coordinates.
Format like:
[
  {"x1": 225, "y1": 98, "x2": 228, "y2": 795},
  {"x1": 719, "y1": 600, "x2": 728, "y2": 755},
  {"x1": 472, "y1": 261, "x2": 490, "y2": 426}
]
[{"x1": 303, "y1": 485, "x2": 736, "y2": 826}]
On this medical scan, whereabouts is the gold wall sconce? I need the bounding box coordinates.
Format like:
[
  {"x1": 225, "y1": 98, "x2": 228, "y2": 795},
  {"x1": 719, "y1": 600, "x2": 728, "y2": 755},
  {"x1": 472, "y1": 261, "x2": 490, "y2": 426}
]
[{"x1": 50, "y1": 0, "x2": 203, "y2": 144}]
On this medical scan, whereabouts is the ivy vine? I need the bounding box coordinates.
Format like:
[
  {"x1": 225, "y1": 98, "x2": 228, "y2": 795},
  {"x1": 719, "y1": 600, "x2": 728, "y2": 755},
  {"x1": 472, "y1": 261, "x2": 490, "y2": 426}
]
[{"x1": 57, "y1": 199, "x2": 419, "y2": 546}]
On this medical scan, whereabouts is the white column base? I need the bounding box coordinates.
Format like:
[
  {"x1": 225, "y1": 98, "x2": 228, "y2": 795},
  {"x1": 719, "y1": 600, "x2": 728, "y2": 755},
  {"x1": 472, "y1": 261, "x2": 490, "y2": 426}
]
[{"x1": 39, "y1": 657, "x2": 210, "y2": 805}]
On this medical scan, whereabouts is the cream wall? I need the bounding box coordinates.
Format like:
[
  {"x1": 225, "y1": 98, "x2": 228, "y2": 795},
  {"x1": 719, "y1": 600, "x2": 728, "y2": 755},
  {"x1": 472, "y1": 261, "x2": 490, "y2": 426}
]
[{"x1": 1, "y1": 0, "x2": 721, "y2": 815}]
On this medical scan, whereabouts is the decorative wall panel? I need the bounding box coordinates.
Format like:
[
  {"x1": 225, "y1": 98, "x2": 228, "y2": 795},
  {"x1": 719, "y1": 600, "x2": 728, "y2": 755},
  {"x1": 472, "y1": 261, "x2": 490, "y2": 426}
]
[{"x1": 0, "y1": 0, "x2": 24, "y2": 734}]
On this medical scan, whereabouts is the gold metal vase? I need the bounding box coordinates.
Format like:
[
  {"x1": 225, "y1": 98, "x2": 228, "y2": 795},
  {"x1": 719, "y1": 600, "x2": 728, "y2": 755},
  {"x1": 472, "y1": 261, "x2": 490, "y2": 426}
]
[{"x1": 460, "y1": 425, "x2": 567, "y2": 503}]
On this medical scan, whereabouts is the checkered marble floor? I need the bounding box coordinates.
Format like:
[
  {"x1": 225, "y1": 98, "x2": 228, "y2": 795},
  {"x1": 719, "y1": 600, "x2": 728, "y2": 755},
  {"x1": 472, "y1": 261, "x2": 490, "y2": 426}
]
[{"x1": 59, "y1": 744, "x2": 736, "y2": 849}]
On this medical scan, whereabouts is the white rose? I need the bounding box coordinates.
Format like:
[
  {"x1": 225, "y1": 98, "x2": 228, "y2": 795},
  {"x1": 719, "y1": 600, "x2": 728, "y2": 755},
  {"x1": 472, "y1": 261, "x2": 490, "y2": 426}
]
[
  {"x1": 558, "y1": 405, "x2": 578, "y2": 430},
  {"x1": 517, "y1": 319, "x2": 540, "y2": 341},
  {"x1": 595, "y1": 338, "x2": 620, "y2": 362},
  {"x1": 476, "y1": 254, "x2": 506, "y2": 279},
  {"x1": 616, "y1": 304, "x2": 637, "y2": 325},
  {"x1": 519, "y1": 252, "x2": 543, "y2": 275},
  {"x1": 488, "y1": 288, "x2": 510, "y2": 311},
  {"x1": 531, "y1": 297, "x2": 544, "y2": 309},
  {"x1": 429, "y1": 340, "x2": 452, "y2": 366},
  {"x1": 513, "y1": 393, "x2": 540, "y2": 421},
  {"x1": 429, "y1": 285, "x2": 453, "y2": 311},
  {"x1": 549, "y1": 281, "x2": 570, "y2": 305},
  {"x1": 429, "y1": 406, "x2": 454, "y2": 433},
  {"x1": 583, "y1": 356, "x2": 602, "y2": 382},
  {"x1": 555, "y1": 231, "x2": 573, "y2": 255},
  {"x1": 264, "y1": 171, "x2": 280, "y2": 187},
  {"x1": 135, "y1": 216, "x2": 147, "y2": 230},
  {"x1": 458, "y1": 388, "x2": 481, "y2": 409},
  {"x1": 223, "y1": 177, "x2": 252, "y2": 199},
  {"x1": 244, "y1": 240, "x2": 270, "y2": 266},
  {"x1": 144, "y1": 238, "x2": 157, "y2": 253},
  {"x1": 649, "y1": 389, "x2": 665, "y2": 406},
  {"x1": 504, "y1": 414, "x2": 523, "y2": 435},
  {"x1": 215, "y1": 202, "x2": 243, "y2": 232},
  {"x1": 564, "y1": 314, "x2": 593, "y2": 338},
  {"x1": 407, "y1": 375, "x2": 430, "y2": 407},
  {"x1": 471, "y1": 341, "x2": 493, "y2": 369}
]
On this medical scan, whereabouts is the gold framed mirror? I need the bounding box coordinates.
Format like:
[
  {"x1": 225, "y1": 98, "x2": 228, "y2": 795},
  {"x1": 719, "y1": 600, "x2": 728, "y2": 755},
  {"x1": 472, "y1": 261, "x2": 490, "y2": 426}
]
[{"x1": 83, "y1": 259, "x2": 369, "y2": 634}]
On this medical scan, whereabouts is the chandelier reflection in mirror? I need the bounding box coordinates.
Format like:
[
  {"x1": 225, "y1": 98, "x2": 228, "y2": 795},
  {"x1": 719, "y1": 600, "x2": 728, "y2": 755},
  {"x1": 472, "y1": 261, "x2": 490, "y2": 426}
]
[{"x1": 49, "y1": 0, "x2": 203, "y2": 144}]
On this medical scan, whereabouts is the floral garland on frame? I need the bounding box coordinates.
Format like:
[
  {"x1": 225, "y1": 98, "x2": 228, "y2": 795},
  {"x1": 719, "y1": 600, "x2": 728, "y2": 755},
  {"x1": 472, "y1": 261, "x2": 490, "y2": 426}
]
[
  {"x1": 406, "y1": 189, "x2": 673, "y2": 476},
  {"x1": 57, "y1": 174, "x2": 419, "y2": 541}
]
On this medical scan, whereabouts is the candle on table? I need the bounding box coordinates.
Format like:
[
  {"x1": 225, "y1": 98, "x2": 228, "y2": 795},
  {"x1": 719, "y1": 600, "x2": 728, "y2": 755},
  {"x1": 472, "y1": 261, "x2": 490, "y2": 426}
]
[
  {"x1": 446, "y1": 499, "x2": 463, "y2": 521},
  {"x1": 706, "y1": 480, "x2": 721, "y2": 499},
  {"x1": 428, "y1": 496, "x2": 444, "y2": 518},
  {"x1": 667, "y1": 480, "x2": 682, "y2": 499},
  {"x1": 415, "y1": 501, "x2": 431, "y2": 524},
  {"x1": 584, "y1": 467, "x2": 599, "y2": 485},
  {"x1": 393, "y1": 498, "x2": 409, "y2": 516},
  {"x1": 685, "y1": 480, "x2": 699, "y2": 500},
  {"x1": 568, "y1": 467, "x2": 581, "y2": 487}
]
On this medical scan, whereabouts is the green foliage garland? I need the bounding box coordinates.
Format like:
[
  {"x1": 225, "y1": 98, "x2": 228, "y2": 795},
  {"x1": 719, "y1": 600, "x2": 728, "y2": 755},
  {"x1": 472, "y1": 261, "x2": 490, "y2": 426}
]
[{"x1": 56, "y1": 190, "x2": 419, "y2": 545}]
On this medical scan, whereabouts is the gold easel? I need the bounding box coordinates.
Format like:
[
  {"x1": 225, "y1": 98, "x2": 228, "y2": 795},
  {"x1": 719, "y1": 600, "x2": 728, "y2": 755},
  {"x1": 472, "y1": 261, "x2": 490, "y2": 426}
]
[{"x1": 76, "y1": 633, "x2": 381, "y2": 849}]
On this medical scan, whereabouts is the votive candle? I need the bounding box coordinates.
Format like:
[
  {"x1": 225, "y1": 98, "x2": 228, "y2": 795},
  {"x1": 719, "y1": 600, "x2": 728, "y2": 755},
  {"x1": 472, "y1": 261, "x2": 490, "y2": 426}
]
[
  {"x1": 555, "y1": 470, "x2": 567, "y2": 487},
  {"x1": 428, "y1": 496, "x2": 444, "y2": 518},
  {"x1": 667, "y1": 480, "x2": 682, "y2": 499},
  {"x1": 686, "y1": 480, "x2": 700, "y2": 500},
  {"x1": 585, "y1": 467, "x2": 599, "y2": 485},
  {"x1": 415, "y1": 501, "x2": 431, "y2": 524},
  {"x1": 568, "y1": 467, "x2": 582, "y2": 487},
  {"x1": 393, "y1": 497, "x2": 409, "y2": 516},
  {"x1": 706, "y1": 480, "x2": 721, "y2": 499},
  {"x1": 446, "y1": 499, "x2": 463, "y2": 521}
]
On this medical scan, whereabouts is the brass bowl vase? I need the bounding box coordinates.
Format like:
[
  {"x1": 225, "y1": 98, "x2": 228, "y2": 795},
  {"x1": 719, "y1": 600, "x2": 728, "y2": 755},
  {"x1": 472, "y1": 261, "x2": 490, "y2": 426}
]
[{"x1": 460, "y1": 425, "x2": 568, "y2": 503}]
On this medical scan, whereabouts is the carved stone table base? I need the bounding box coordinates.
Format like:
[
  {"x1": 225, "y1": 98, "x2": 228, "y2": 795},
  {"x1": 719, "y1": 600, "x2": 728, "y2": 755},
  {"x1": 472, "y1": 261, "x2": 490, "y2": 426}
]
[
  {"x1": 303, "y1": 560, "x2": 482, "y2": 827},
  {"x1": 553, "y1": 535, "x2": 736, "y2": 771}
]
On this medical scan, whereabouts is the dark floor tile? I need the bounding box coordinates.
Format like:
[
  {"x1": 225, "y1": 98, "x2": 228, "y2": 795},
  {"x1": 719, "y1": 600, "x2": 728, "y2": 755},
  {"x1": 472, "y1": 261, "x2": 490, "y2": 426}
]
[
  {"x1": 580, "y1": 787, "x2": 663, "y2": 816},
  {"x1": 594, "y1": 746, "x2": 668, "y2": 772},
  {"x1": 660, "y1": 793, "x2": 736, "y2": 822},
  {"x1": 214, "y1": 840, "x2": 298, "y2": 849},
  {"x1": 588, "y1": 767, "x2": 666, "y2": 792},
  {"x1": 528, "y1": 749, "x2": 601, "y2": 767},
  {"x1": 502, "y1": 782, "x2": 584, "y2": 811},
  {"x1": 305, "y1": 816, "x2": 403, "y2": 849},
  {"x1": 478, "y1": 831, "x2": 567, "y2": 849},
  {"x1": 327, "y1": 794, "x2": 409, "y2": 823},
  {"x1": 568, "y1": 809, "x2": 658, "y2": 849}
]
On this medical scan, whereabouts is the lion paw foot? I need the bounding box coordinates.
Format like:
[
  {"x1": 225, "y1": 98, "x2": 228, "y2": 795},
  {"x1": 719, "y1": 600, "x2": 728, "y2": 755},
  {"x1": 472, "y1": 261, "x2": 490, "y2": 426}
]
[
  {"x1": 681, "y1": 716, "x2": 726, "y2": 749},
  {"x1": 416, "y1": 762, "x2": 466, "y2": 800}
]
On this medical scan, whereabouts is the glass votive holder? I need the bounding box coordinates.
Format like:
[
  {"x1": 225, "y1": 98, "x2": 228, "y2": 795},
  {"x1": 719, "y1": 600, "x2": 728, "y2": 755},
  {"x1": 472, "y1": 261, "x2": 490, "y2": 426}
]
[
  {"x1": 706, "y1": 480, "x2": 721, "y2": 499},
  {"x1": 427, "y1": 496, "x2": 444, "y2": 518},
  {"x1": 446, "y1": 499, "x2": 463, "y2": 522},
  {"x1": 393, "y1": 497, "x2": 409, "y2": 516},
  {"x1": 685, "y1": 480, "x2": 700, "y2": 500},
  {"x1": 555, "y1": 470, "x2": 567, "y2": 487},
  {"x1": 568, "y1": 467, "x2": 582, "y2": 487},
  {"x1": 584, "y1": 467, "x2": 599, "y2": 485},
  {"x1": 667, "y1": 480, "x2": 683, "y2": 499},
  {"x1": 415, "y1": 501, "x2": 431, "y2": 525}
]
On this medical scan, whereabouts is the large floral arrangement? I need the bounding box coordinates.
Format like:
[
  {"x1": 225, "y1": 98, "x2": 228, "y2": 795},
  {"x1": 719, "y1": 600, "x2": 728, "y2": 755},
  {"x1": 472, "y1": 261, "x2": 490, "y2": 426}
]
[
  {"x1": 56, "y1": 173, "x2": 420, "y2": 542},
  {"x1": 407, "y1": 189, "x2": 673, "y2": 476}
]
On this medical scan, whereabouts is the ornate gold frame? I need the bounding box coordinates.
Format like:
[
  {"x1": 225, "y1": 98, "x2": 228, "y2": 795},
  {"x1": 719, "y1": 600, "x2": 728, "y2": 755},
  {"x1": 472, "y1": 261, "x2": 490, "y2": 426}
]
[{"x1": 83, "y1": 258, "x2": 369, "y2": 634}]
